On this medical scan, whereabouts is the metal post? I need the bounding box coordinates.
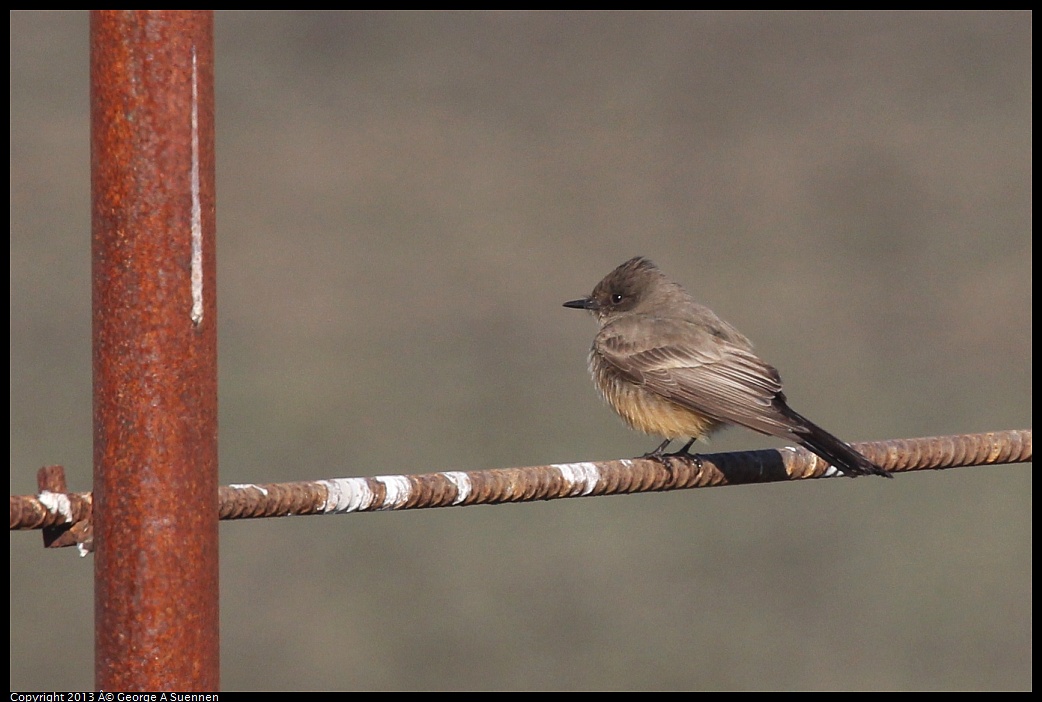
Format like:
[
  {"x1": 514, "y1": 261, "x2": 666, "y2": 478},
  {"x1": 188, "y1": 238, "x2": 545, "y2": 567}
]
[{"x1": 91, "y1": 11, "x2": 219, "y2": 691}]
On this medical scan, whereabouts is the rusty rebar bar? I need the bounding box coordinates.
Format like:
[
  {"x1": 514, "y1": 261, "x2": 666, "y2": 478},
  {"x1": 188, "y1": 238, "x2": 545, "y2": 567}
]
[
  {"x1": 11, "y1": 430, "x2": 1030, "y2": 531},
  {"x1": 91, "y1": 10, "x2": 218, "y2": 692}
]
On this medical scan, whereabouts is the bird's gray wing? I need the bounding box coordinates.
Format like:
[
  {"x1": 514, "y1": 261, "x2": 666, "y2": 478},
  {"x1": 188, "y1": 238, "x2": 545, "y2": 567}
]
[{"x1": 594, "y1": 316, "x2": 800, "y2": 439}]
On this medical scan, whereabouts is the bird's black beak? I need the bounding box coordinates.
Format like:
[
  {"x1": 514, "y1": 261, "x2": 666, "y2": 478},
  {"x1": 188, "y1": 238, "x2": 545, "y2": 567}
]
[{"x1": 563, "y1": 297, "x2": 598, "y2": 311}]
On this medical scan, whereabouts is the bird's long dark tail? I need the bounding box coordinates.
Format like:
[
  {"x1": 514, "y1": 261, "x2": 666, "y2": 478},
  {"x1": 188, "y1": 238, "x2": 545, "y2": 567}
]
[{"x1": 785, "y1": 409, "x2": 892, "y2": 478}]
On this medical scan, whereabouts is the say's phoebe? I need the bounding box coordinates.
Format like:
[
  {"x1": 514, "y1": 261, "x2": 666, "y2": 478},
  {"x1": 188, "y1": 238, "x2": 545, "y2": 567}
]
[{"x1": 564, "y1": 256, "x2": 891, "y2": 478}]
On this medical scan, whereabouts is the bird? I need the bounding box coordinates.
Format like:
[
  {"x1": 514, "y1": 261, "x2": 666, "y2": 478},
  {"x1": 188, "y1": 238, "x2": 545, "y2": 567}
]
[{"x1": 563, "y1": 256, "x2": 891, "y2": 478}]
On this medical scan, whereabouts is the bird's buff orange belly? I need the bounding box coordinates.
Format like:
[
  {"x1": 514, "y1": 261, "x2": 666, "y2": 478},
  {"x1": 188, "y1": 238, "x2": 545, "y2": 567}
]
[{"x1": 590, "y1": 351, "x2": 721, "y2": 440}]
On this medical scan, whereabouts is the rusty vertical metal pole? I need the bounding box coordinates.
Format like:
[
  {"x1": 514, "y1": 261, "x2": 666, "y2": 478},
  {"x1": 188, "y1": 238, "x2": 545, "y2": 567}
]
[{"x1": 91, "y1": 11, "x2": 219, "y2": 691}]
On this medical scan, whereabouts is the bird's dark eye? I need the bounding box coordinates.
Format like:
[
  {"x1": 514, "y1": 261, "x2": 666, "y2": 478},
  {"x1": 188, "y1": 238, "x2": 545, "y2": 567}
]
[{"x1": 611, "y1": 293, "x2": 624, "y2": 304}]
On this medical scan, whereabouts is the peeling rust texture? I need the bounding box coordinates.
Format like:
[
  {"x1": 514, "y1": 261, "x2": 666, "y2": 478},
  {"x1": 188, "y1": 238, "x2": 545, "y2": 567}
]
[
  {"x1": 9, "y1": 429, "x2": 1033, "y2": 534},
  {"x1": 91, "y1": 11, "x2": 218, "y2": 692}
]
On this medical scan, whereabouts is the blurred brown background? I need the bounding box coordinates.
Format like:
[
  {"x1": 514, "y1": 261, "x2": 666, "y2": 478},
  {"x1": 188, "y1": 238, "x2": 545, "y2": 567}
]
[{"x1": 10, "y1": 11, "x2": 1031, "y2": 691}]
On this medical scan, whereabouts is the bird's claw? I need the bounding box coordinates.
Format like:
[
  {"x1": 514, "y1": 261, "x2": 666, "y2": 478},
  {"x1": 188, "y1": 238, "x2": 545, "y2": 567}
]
[{"x1": 640, "y1": 445, "x2": 703, "y2": 486}]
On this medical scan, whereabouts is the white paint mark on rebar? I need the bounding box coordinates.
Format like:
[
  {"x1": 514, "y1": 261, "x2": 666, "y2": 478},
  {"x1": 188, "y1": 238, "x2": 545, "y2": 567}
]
[
  {"x1": 376, "y1": 475, "x2": 413, "y2": 509},
  {"x1": 442, "y1": 471, "x2": 472, "y2": 505},
  {"x1": 320, "y1": 477, "x2": 375, "y2": 513},
  {"x1": 37, "y1": 490, "x2": 74, "y2": 523},
  {"x1": 228, "y1": 483, "x2": 269, "y2": 496},
  {"x1": 553, "y1": 462, "x2": 602, "y2": 496},
  {"x1": 781, "y1": 446, "x2": 843, "y2": 478},
  {"x1": 190, "y1": 47, "x2": 204, "y2": 326}
]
